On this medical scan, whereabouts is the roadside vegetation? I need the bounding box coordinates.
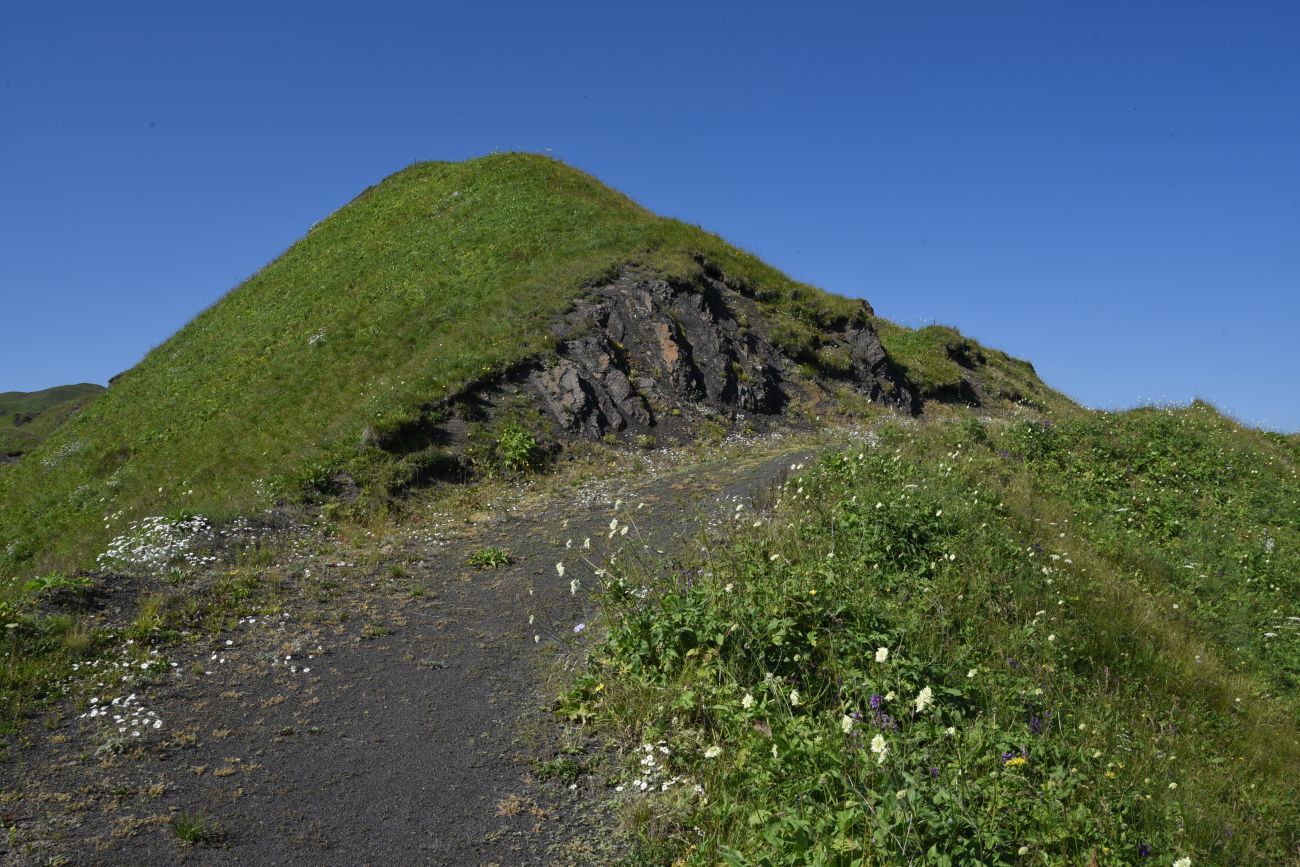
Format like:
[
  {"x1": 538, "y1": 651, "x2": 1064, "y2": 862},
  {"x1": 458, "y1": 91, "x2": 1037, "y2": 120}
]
[{"x1": 572, "y1": 403, "x2": 1299, "y2": 864}]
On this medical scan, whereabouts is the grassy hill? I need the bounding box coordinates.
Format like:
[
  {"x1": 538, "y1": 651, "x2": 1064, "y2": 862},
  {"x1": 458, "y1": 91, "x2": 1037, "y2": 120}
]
[
  {"x1": 0, "y1": 384, "x2": 103, "y2": 461},
  {"x1": 581, "y1": 401, "x2": 1300, "y2": 864},
  {"x1": 1, "y1": 154, "x2": 1297, "y2": 863},
  {"x1": 0, "y1": 154, "x2": 1046, "y2": 578}
]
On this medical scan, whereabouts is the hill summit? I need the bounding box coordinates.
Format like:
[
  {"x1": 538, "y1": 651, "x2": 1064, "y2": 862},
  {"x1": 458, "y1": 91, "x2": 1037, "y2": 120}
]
[{"x1": 0, "y1": 154, "x2": 1052, "y2": 574}]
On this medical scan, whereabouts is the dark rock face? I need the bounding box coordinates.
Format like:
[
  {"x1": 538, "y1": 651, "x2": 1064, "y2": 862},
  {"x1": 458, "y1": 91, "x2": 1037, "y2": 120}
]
[{"x1": 526, "y1": 270, "x2": 914, "y2": 439}]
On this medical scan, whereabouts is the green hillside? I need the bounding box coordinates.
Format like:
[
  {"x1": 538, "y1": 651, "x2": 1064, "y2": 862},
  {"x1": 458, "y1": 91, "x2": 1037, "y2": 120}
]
[
  {"x1": 583, "y1": 402, "x2": 1300, "y2": 864},
  {"x1": 0, "y1": 384, "x2": 103, "y2": 461},
  {"x1": 6, "y1": 154, "x2": 1042, "y2": 578},
  {"x1": 1, "y1": 154, "x2": 1297, "y2": 863}
]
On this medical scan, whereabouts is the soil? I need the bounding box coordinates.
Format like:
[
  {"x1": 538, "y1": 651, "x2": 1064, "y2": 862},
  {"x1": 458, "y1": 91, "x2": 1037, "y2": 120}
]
[{"x1": 0, "y1": 440, "x2": 819, "y2": 865}]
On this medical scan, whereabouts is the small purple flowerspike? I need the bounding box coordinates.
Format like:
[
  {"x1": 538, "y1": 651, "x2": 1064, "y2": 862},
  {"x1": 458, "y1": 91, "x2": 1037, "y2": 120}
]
[{"x1": 573, "y1": 623, "x2": 586, "y2": 634}]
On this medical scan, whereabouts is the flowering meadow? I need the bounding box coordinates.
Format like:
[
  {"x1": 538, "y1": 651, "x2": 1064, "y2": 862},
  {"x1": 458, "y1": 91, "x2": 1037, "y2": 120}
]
[{"x1": 571, "y1": 406, "x2": 1299, "y2": 864}]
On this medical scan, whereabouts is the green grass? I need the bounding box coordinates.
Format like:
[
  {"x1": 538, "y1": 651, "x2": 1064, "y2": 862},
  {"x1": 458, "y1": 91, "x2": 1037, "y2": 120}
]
[
  {"x1": 171, "y1": 810, "x2": 219, "y2": 846},
  {"x1": 0, "y1": 383, "x2": 102, "y2": 458},
  {"x1": 573, "y1": 404, "x2": 1300, "y2": 864},
  {"x1": 873, "y1": 321, "x2": 1067, "y2": 413},
  {"x1": 0, "y1": 154, "x2": 911, "y2": 580}
]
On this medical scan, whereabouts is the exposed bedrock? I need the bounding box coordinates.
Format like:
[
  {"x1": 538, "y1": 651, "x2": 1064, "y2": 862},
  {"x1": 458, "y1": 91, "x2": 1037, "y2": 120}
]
[{"x1": 529, "y1": 270, "x2": 915, "y2": 438}]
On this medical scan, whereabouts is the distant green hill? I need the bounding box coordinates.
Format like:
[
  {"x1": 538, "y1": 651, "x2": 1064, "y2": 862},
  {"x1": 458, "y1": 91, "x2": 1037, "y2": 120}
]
[
  {"x1": 0, "y1": 384, "x2": 103, "y2": 462},
  {"x1": 0, "y1": 154, "x2": 1052, "y2": 576}
]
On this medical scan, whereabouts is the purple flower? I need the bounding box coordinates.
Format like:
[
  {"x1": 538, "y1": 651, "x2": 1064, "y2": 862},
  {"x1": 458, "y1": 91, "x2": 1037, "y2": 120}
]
[
  {"x1": 1007, "y1": 657, "x2": 1020, "y2": 670},
  {"x1": 1138, "y1": 843, "x2": 1152, "y2": 858},
  {"x1": 929, "y1": 766, "x2": 939, "y2": 778},
  {"x1": 573, "y1": 623, "x2": 586, "y2": 634},
  {"x1": 1030, "y1": 715, "x2": 1043, "y2": 734},
  {"x1": 1001, "y1": 750, "x2": 1017, "y2": 763},
  {"x1": 850, "y1": 710, "x2": 863, "y2": 721},
  {"x1": 869, "y1": 694, "x2": 883, "y2": 711}
]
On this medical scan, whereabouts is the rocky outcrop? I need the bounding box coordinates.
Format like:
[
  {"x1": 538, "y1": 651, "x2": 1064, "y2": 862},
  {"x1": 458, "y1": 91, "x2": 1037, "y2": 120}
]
[{"x1": 525, "y1": 268, "x2": 914, "y2": 439}]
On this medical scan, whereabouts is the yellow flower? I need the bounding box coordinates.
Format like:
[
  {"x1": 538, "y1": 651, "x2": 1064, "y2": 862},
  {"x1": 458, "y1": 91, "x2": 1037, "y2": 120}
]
[{"x1": 1004, "y1": 756, "x2": 1028, "y2": 769}]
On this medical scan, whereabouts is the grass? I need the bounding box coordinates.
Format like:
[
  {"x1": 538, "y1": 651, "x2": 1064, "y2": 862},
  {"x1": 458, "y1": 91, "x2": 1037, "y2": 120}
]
[
  {"x1": 0, "y1": 383, "x2": 102, "y2": 459},
  {"x1": 0, "y1": 153, "x2": 920, "y2": 581},
  {"x1": 171, "y1": 810, "x2": 218, "y2": 846},
  {"x1": 571, "y1": 404, "x2": 1300, "y2": 864}
]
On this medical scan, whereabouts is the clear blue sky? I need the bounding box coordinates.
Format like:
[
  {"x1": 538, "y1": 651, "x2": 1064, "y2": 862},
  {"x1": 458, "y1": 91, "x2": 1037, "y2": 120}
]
[{"x1": 3, "y1": 1, "x2": 1297, "y2": 430}]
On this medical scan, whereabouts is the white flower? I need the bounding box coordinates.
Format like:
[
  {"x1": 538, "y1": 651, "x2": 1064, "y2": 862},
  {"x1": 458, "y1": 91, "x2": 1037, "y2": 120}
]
[
  {"x1": 967, "y1": 668, "x2": 977, "y2": 678},
  {"x1": 570, "y1": 578, "x2": 580, "y2": 595},
  {"x1": 556, "y1": 562, "x2": 565, "y2": 577},
  {"x1": 741, "y1": 693, "x2": 755, "y2": 710},
  {"x1": 875, "y1": 647, "x2": 889, "y2": 663},
  {"x1": 703, "y1": 745, "x2": 722, "y2": 759},
  {"x1": 914, "y1": 686, "x2": 934, "y2": 713},
  {"x1": 789, "y1": 689, "x2": 802, "y2": 706},
  {"x1": 895, "y1": 789, "x2": 906, "y2": 800},
  {"x1": 1047, "y1": 634, "x2": 1056, "y2": 642},
  {"x1": 870, "y1": 733, "x2": 888, "y2": 763},
  {"x1": 1173, "y1": 859, "x2": 1191, "y2": 867},
  {"x1": 1018, "y1": 846, "x2": 1029, "y2": 855},
  {"x1": 945, "y1": 726, "x2": 956, "y2": 736},
  {"x1": 885, "y1": 691, "x2": 896, "y2": 701},
  {"x1": 841, "y1": 715, "x2": 855, "y2": 734}
]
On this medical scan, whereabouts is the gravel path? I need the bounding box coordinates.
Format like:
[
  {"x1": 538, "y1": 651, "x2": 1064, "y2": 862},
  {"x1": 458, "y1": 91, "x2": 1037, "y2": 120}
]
[{"x1": 1, "y1": 444, "x2": 815, "y2": 865}]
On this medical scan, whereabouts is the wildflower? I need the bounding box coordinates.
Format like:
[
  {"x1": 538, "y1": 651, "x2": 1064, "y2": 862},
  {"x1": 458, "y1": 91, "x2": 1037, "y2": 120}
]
[
  {"x1": 570, "y1": 578, "x2": 580, "y2": 595},
  {"x1": 870, "y1": 734, "x2": 888, "y2": 763},
  {"x1": 1004, "y1": 756, "x2": 1028, "y2": 769},
  {"x1": 1168, "y1": 782, "x2": 1178, "y2": 790},
  {"x1": 875, "y1": 647, "x2": 889, "y2": 663},
  {"x1": 914, "y1": 686, "x2": 933, "y2": 713},
  {"x1": 945, "y1": 726, "x2": 956, "y2": 736},
  {"x1": 895, "y1": 789, "x2": 906, "y2": 800},
  {"x1": 841, "y1": 715, "x2": 855, "y2": 734},
  {"x1": 703, "y1": 745, "x2": 722, "y2": 759},
  {"x1": 789, "y1": 690, "x2": 802, "y2": 707},
  {"x1": 869, "y1": 694, "x2": 883, "y2": 711},
  {"x1": 1173, "y1": 859, "x2": 1191, "y2": 867},
  {"x1": 556, "y1": 562, "x2": 565, "y2": 577},
  {"x1": 573, "y1": 623, "x2": 586, "y2": 634},
  {"x1": 1018, "y1": 846, "x2": 1030, "y2": 855},
  {"x1": 885, "y1": 691, "x2": 896, "y2": 702},
  {"x1": 1047, "y1": 634, "x2": 1056, "y2": 642},
  {"x1": 741, "y1": 693, "x2": 755, "y2": 710},
  {"x1": 1139, "y1": 843, "x2": 1153, "y2": 857},
  {"x1": 966, "y1": 668, "x2": 977, "y2": 678}
]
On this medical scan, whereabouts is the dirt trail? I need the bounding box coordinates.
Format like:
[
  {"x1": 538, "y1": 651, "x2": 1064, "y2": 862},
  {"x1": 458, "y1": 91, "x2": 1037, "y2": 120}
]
[{"x1": 1, "y1": 444, "x2": 816, "y2": 865}]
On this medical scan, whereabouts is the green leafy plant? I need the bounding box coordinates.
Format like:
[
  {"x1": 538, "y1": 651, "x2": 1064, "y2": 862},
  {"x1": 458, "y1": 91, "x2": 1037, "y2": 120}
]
[
  {"x1": 22, "y1": 573, "x2": 92, "y2": 596},
  {"x1": 465, "y1": 546, "x2": 512, "y2": 570},
  {"x1": 496, "y1": 423, "x2": 541, "y2": 475}
]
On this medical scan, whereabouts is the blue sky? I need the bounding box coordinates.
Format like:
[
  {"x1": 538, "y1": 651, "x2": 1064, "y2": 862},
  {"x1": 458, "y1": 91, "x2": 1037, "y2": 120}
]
[{"x1": 2, "y1": 1, "x2": 1297, "y2": 430}]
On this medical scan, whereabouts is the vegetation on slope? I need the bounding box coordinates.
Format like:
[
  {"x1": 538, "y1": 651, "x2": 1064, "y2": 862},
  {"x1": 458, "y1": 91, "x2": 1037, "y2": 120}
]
[
  {"x1": 0, "y1": 155, "x2": 887, "y2": 578},
  {"x1": 0, "y1": 384, "x2": 103, "y2": 460},
  {"x1": 573, "y1": 404, "x2": 1299, "y2": 864}
]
